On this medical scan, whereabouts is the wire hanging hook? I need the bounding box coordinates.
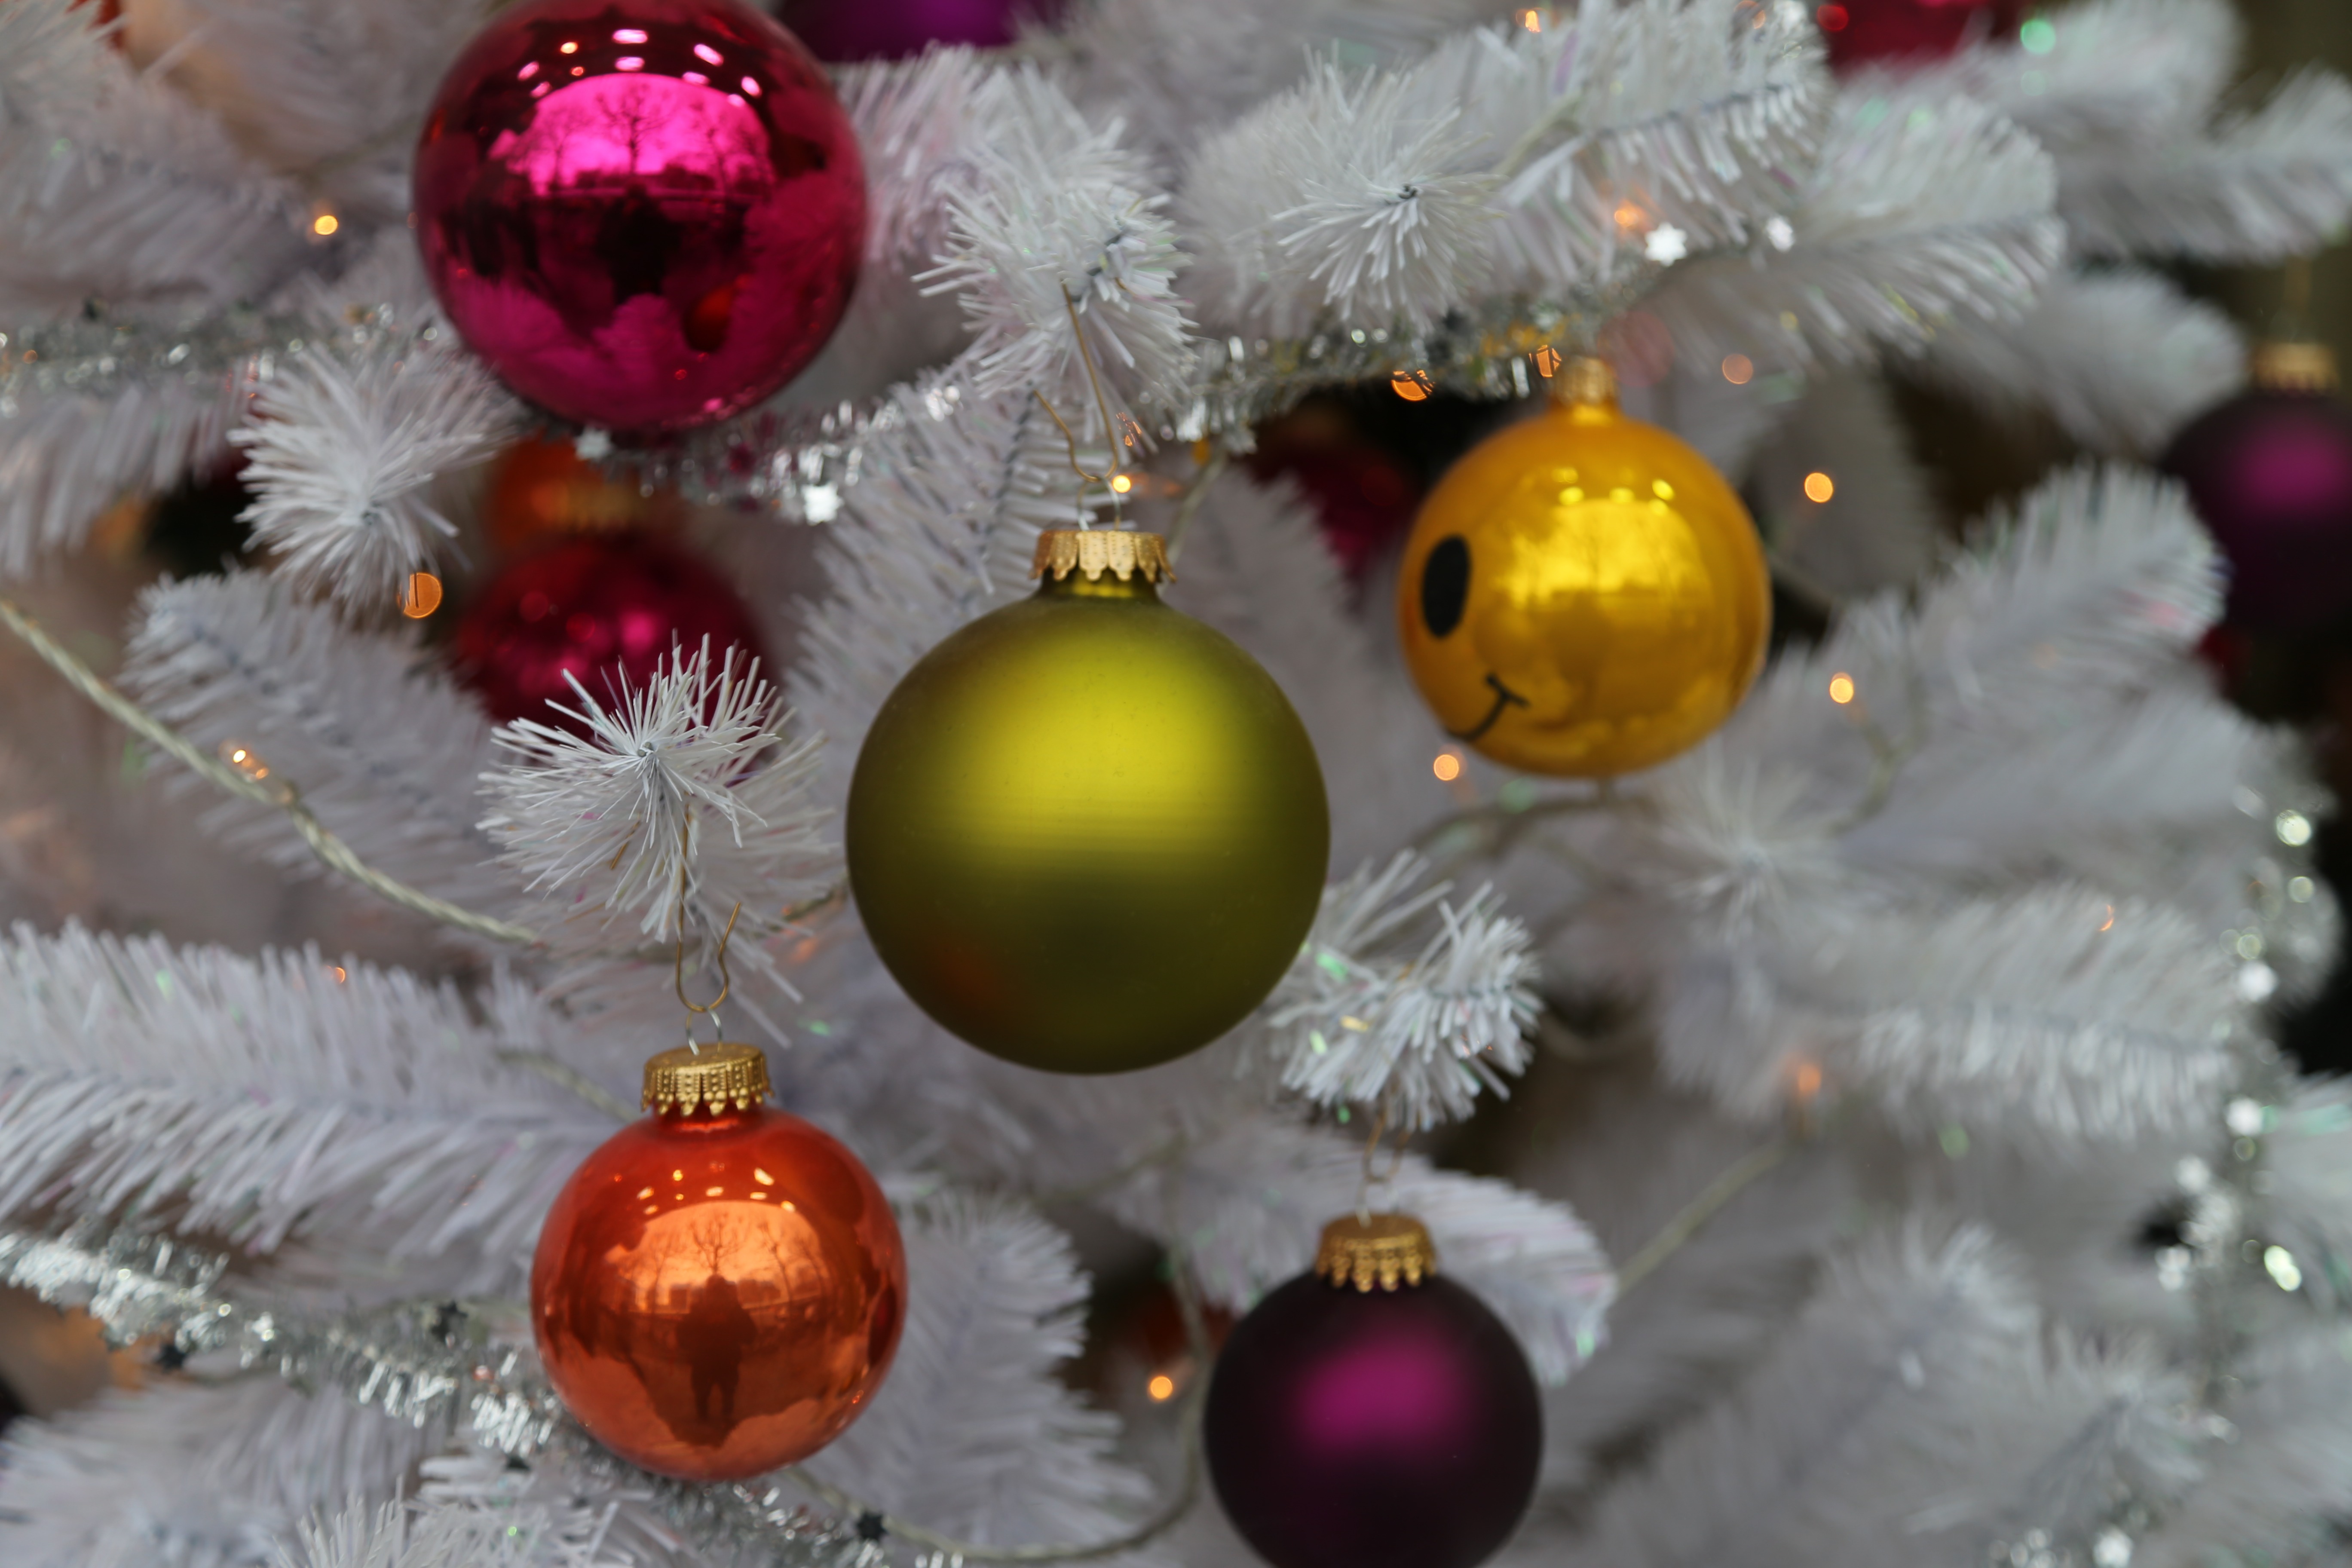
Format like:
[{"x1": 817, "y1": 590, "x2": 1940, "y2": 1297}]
[
  {"x1": 1029, "y1": 282, "x2": 1134, "y2": 526},
  {"x1": 674, "y1": 899, "x2": 743, "y2": 1048},
  {"x1": 669, "y1": 815, "x2": 743, "y2": 1050}
]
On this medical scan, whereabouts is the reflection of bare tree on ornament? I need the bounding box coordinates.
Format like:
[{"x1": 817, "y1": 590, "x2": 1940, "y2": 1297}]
[
  {"x1": 595, "y1": 82, "x2": 662, "y2": 178},
  {"x1": 589, "y1": 89, "x2": 685, "y2": 304},
  {"x1": 689, "y1": 111, "x2": 743, "y2": 202}
]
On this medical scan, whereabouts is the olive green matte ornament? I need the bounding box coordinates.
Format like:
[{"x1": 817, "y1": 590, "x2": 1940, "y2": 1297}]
[{"x1": 845, "y1": 529, "x2": 1331, "y2": 1074}]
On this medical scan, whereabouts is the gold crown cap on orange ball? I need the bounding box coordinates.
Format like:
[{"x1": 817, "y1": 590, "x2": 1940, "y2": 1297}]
[
  {"x1": 642, "y1": 1041, "x2": 771, "y2": 1115},
  {"x1": 1315, "y1": 1212, "x2": 1440, "y2": 1292}
]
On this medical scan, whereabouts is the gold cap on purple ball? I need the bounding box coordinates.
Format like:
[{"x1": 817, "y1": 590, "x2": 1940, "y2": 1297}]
[{"x1": 1315, "y1": 1213, "x2": 1439, "y2": 1292}]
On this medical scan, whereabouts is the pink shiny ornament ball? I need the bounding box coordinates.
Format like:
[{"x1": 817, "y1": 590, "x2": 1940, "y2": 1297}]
[
  {"x1": 1816, "y1": 0, "x2": 2024, "y2": 70},
  {"x1": 413, "y1": 0, "x2": 865, "y2": 435},
  {"x1": 452, "y1": 532, "x2": 770, "y2": 735}
]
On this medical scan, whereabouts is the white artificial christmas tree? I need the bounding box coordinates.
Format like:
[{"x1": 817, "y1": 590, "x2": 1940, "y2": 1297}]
[{"x1": 2, "y1": 0, "x2": 2351, "y2": 1564}]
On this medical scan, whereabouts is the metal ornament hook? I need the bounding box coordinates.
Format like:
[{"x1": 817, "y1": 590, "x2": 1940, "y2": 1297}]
[{"x1": 674, "y1": 900, "x2": 744, "y2": 1052}]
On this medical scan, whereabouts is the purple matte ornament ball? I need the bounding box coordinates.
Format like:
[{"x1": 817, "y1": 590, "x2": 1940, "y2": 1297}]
[
  {"x1": 2161, "y1": 386, "x2": 2352, "y2": 634},
  {"x1": 1204, "y1": 1272, "x2": 1542, "y2": 1568},
  {"x1": 413, "y1": 0, "x2": 865, "y2": 435},
  {"x1": 775, "y1": 0, "x2": 1058, "y2": 62}
]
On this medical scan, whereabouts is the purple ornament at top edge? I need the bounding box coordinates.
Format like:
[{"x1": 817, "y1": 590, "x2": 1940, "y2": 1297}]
[{"x1": 775, "y1": 0, "x2": 1059, "y2": 62}]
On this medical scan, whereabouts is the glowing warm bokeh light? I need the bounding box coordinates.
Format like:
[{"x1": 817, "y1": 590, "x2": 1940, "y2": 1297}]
[
  {"x1": 1721, "y1": 353, "x2": 1753, "y2": 386},
  {"x1": 1792, "y1": 1060, "x2": 1824, "y2": 1101},
  {"x1": 1518, "y1": 7, "x2": 1543, "y2": 30},
  {"x1": 1109, "y1": 473, "x2": 1135, "y2": 494},
  {"x1": 1391, "y1": 370, "x2": 1432, "y2": 402},
  {"x1": 1148, "y1": 1373, "x2": 1177, "y2": 1402},
  {"x1": 1613, "y1": 201, "x2": 1644, "y2": 230},
  {"x1": 221, "y1": 741, "x2": 270, "y2": 780},
  {"x1": 1432, "y1": 752, "x2": 1463, "y2": 782},
  {"x1": 401, "y1": 571, "x2": 444, "y2": 618},
  {"x1": 312, "y1": 213, "x2": 340, "y2": 237},
  {"x1": 1828, "y1": 673, "x2": 1856, "y2": 705},
  {"x1": 1803, "y1": 471, "x2": 1835, "y2": 503}
]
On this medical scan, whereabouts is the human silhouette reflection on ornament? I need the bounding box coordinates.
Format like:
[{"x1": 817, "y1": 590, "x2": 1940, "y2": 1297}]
[{"x1": 683, "y1": 1270, "x2": 757, "y2": 1431}]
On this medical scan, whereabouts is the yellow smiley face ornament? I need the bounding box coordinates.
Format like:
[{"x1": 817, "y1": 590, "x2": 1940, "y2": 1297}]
[{"x1": 1396, "y1": 356, "x2": 1770, "y2": 777}]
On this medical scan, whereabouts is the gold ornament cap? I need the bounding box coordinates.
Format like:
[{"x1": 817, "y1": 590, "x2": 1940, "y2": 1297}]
[
  {"x1": 1031, "y1": 529, "x2": 1175, "y2": 584},
  {"x1": 2252, "y1": 340, "x2": 2340, "y2": 394},
  {"x1": 1315, "y1": 1213, "x2": 1439, "y2": 1292},
  {"x1": 1555, "y1": 354, "x2": 1618, "y2": 410},
  {"x1": 643, "y1": 1041, "x2": 770, "y2": 1116}
]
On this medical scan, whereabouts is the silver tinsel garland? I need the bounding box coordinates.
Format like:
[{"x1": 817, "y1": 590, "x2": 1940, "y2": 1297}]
[{"x1": 0, "y1": 1220, "x2": 880, "y2": 1568}]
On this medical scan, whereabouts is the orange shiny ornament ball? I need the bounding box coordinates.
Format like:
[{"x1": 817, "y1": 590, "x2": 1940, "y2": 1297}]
[
  {"x1": 530, "y1": 1044, "x2": 905, "y2": 1481},
  {"x1": 1396, "y1": 356, "x2": 1769, "y2": 777},
  {"x1": 484, "y1": 438, "x2": 681, "y2": 557}
]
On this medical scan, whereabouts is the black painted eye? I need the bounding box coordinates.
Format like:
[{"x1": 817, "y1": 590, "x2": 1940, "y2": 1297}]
[{"x1": 1421, "y1": 535, "x2": 1470, "y2": 637}]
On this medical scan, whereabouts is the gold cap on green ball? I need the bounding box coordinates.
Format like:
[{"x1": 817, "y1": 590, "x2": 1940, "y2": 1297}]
[
  {"x1": 1316, "y1": 1213, "x2": 1439, "y2": 1292},
  {"x1": 643, "y1": 1041, "x2": 770, "y2": 1116},
  {"x1": 1031, "y1": 529, "x2": 1175, "y2": 585}
]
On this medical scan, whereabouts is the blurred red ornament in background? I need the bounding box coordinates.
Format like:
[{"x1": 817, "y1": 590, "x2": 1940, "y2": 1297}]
[
  {"x1": 1249, "y1": 404, "x2": 1424, "y2": 579},
  {"x1": 412, "y1": 0, "x2": 865, "y2": 435},
  {"x1": 484, "y1": 437, "x2": 682, "y2": 557},
  {"x1": 452, "y1": 532, "x2": 769, "y2": 733},
  {"x1": 1816, "y1": 0, "x2": 2025, "y2": 70}
]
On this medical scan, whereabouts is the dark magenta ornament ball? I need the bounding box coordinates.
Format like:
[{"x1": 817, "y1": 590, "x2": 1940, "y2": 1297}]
[
  {"x1": 412, "y1": 0, "x2": 865, "y2": 434},
  {"x1": 1204, "y1": 1273, "x2": 1542, "y2": 1568},
  {"x1": 2162, "y1": 387, "x2": 2352, "y2": 634},
  {"x1": 1818, "y1": 0, "x2": 2024, "y2": 70},
  {"x1": 775, "y1": 0, "x2": 1058, "y2": 61},
  {"x1": 453, "y1": 532, "x2": 770, "y2": 733}
]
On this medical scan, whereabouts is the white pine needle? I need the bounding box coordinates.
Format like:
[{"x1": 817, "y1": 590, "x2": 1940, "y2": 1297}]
[
  {"x1": 0, "y1": 0, "x2": 309, "y2": 315},
  {"x1": 799, "y1": 1194, "x2": 1157, "y2": 1549},
  {"x1": 119, "y1": 572, "x2": 514, "y2": 918},
  {"x1": 2060, "y1": 70, "x2": 2352, "y2": 263},
  {"x1": 1562, "y1": 1223, "x2": 2197, "y2": 1568},
  {"x1": 481, "y1": 642, "x2": 831, "y2": 949},
  {"x1": 1260, "y1": 853, "x2": 1539, "y2": 1130},
  {"x1": 1647, "y1": 83, "x2": 2061, "y2": 370},
  {"x1": 1918, "y1": 268, "x2": 2245, "y2": 455},
  {"x1": 0, "y1": 1370, "x2": 442, "y2": 1568},
  {"x1": 1903, "y1": 0, "x2": 2241, "y2": 156},
  {"x1": 0, "y1": 923, "x2": 609, "y2": 1284},
  {"x1": 920, "y1": 69, "x2": 1194, "y2": 423},
  {"x1": 1185, "y1": 60, "x2": 1496, "y2": 339},
  {"x1": 232, "y1": 339, "x2": 520, "y2": 613}
]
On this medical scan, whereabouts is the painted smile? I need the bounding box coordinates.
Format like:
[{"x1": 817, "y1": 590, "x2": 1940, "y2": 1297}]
[{"x1": 1448, "y1": 674, "x2": 1529, "y2": 744}]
